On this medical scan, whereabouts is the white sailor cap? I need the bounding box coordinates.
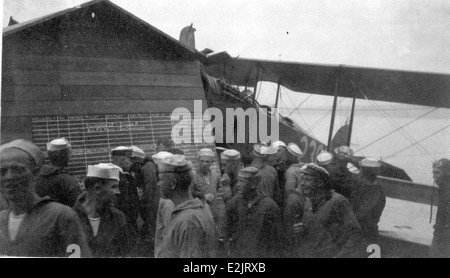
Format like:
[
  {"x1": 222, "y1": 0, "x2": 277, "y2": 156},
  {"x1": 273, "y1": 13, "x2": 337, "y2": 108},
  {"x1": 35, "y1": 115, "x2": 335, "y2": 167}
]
[
  {"x1": 157, "y1": 155, "x2": 193, "y2": 173},
  {"x1": 221, "y1": 149, "x2": 241, "y2": 161},
  {"x1": 287, "y1": 143, "x2": 303, "y2": 157},
  {"x1": 152, "y1": 151, "x2": 174, "y2": 164},
  {"x1": 359, "y1": 158, "x2": 381, "y2": 168},
  {"x1": 316, "y1": 151, "x2": 334, "y2": 166},
  {"x1": 47, "y1": 138, "x2": 71, "y2": 151},
  {"x1": 238, "y1": 167, "x2": 260, "y2": 179},
  {"x1": 87, "y1": 163, "x2": 121, "y2": 181},
  {"x1": 0, "y1": 139, "x2": 45, "y2": 169},
  {"x1": 198, "y1": 148, "x2": 215, "y2": 158},
  {"x1": 253, "y1": 144, "x2": 277, "y2": 157},
  {"x1": 272, "y1": 141, "x2": 287, "y2": 150},
  {"x1": 130, "y1": 146, "x2": 145, "y2": 159}
]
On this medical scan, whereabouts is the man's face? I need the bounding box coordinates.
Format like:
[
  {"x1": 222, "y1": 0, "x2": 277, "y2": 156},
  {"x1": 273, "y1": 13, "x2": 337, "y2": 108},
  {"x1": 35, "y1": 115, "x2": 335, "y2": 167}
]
[
  {"x1": 157, "y1": 172, "x2": 175, "y2": 199},
  {"x1": 112, "y1": 155, "x2": 132, "y2": 172},
  {"x1": 0, "y1": 149, "x2": 35, "y2": 203},
  {"x1": 276, "y1": 147, "x2": 287, "y2": 163},
  {"x1": 198, "y1": 156, "x2": 213, "y2": 173},
  {"x1": 98, "y1": 179, "x2": 120, "y2": 207},
  {"x1": 221, "y1": 159, "x2": 238, "y2": 176},
  {"x1": 301, "y1": 174, "x2": 320, "y2": 199},
  {"x1": 433, "y1": 167, "x2": 444, "y2": 184},
  {"x1": 237, "y1": 177, "x2": 254, "y2": 196}
]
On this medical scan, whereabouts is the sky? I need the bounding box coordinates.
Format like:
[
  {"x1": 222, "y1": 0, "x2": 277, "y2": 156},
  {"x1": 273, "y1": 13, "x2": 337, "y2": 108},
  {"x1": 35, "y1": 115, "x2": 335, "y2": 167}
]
[{"x1": 2, "y1": 0, "x2": 450, "y2": 184}]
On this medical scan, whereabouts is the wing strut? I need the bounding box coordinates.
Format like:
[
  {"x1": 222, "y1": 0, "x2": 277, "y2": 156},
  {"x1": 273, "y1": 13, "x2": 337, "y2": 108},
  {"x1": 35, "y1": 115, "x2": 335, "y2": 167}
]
[
  {"x1": 347, "y1": 96, "x2": 356, "y2": 146},
  {"x1": 252, "y1": 63, "x2": 261, "y2": 105},
  {"x1": 275, "y1": 79, "x2": 282, "y2": 108},
  {"x1": 327, "y1": 67, "x2": 343, "y2": 151}
]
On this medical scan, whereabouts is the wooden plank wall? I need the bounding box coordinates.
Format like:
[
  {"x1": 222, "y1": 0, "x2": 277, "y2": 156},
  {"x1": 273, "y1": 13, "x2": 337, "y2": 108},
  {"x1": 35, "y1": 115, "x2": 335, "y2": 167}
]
[{"x1": 1, "y1": 55, "x2": 207, "y2": 143}]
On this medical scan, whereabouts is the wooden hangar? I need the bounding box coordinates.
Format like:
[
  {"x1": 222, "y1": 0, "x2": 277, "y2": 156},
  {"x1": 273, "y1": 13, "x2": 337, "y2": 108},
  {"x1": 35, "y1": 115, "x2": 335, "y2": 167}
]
[{"x1": 1, "y1": 0, "x2": 214, "y2": 177}]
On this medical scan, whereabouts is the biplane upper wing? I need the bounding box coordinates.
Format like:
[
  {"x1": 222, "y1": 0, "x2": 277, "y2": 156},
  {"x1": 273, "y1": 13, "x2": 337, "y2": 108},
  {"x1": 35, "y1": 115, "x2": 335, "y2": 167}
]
[{"x1": 205, "y1": 52, "x2": 450, "y2": 108}]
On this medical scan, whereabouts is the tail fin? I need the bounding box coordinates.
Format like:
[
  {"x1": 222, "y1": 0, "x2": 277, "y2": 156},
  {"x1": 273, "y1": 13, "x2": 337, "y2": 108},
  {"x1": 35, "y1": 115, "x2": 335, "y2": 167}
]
[{"x1": 330, "y1": 121, "x2": 350, "y2": 152}]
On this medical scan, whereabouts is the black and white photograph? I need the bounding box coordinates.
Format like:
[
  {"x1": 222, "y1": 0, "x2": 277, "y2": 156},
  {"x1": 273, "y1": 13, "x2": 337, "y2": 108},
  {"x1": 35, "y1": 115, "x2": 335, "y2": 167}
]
[{"x1": 0, "y1": 0, "x2": 449, "y2": 261}]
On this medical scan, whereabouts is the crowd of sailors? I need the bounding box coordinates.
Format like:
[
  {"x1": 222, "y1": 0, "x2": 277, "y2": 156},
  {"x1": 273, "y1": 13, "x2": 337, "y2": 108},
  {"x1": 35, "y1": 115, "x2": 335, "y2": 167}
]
[{"x1": 0, "y1": 137, "x2": 449, "y2": 258}]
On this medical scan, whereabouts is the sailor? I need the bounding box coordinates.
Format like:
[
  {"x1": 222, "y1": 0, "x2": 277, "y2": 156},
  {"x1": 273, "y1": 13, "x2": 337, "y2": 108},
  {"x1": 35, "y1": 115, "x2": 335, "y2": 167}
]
[
  {"x1": 191, "y1": 148, "x2": 221, "y2": 205},
  {"x1": 156, "y1": 155, "x2": 216, "y2": 258},
  {"x1": 191, "y1": 149, "x2": 224, "y2": 226},
  {"x1": 271, "y1": 141, "x2": 289, "y2": 209},
  {"x1": 219, "y1": 149, "x2": 242, "y2": 202},
  {"x1": 284, "y1": 143, "x2": 305, "y2": 195},
  {"x1": 35, "y1": 138, "x2": 82, "y2": 207},
  {"x1": 354, "y1": 158, "x2": 386, "y2": 246},
  {"x1": 298, "y1": 163, "x2": 363, "y2": 258},
  {"x1": 224, "y1": 167, "x2": 283, "y2": 257},
  {"x1": 152, "y1": 151, "x2": 175, "y2": 257},
  {"x1": 0, "y1": 139, "x2": 91, "y2": 257},
  {"x1": 283, "y1": 144, "x2": 308, "y2": 257},
  {"x1": 139, "y1": 150, "x2": 172, "y2": 251},
  {"x1": 111, "y1": 146, "x2": 140, "y2": 232},
  {"x1": 429, "y1": 158, "x2": 450, "y2": 258},
  {"x1": 250, "y1": 143, "x2": 279, "y2": 199},
  {"x1": 328, "y1": 146, "x2": 359, "y2": 210},
  {"x1": 73, "y1": 163, "x2": 136, "y2": 257}
]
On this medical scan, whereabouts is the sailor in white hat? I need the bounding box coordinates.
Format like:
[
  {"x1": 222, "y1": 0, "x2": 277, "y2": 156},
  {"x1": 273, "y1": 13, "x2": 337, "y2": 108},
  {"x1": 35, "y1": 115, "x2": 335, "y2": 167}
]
[
  {"x1": 297, "y1": 162, "x2": 363, "y2": 258},
  {"x1": 72, "y1": 163, "x2": 137, "y2": 257},
  {"x1": 155, "y1": 155, "x2": 216, "y2": 258},
  {"x1": 316, "y1": 151, "x2": 335, "y2": 175},
  {"x1": 46, "y1": 137, "x2": 72, "y2": 167},
  {"x1": 250, "y1": 143, "x2": 279, "y2": 199},
  {"x1": 110, "y1": 146, "x2": 140, "y2": 231},
  {"x1": 270, "y1": 141, "x2": 287, "y2": 166},
  {"x1": 192, "y1": 148, "x2": 220, "y2": 206},
  {"x1": 219, "y1": 149, "x2": 242, "y2": 200},
  {"x1": 0, "y1": 139, "x2": 91, "y2": 257},
  {"x1": 35, "y1": 138, "x2": 82, "y2": 207},
  {"x1": 137, "y1": 150, "x2": 175, "y2": 247},
  {"x1": 224, "y1": 166, "x2": 283, "y2": 257},
  {"x1": 284, "y1": 143, "x2": 306, "y2": 195},
  {"x1": 354, "y1": 158, "x2": 386, "y2": 245}
]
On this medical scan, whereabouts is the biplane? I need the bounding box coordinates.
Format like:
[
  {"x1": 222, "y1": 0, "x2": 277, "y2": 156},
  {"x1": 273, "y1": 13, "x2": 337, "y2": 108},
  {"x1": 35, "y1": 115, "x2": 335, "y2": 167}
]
[
  {"x1": 193, "y1": 38, "x2": 450, "y2": 257},
  {"x1": 2, "y1": 0, "x2": 449, "y2": 257}
]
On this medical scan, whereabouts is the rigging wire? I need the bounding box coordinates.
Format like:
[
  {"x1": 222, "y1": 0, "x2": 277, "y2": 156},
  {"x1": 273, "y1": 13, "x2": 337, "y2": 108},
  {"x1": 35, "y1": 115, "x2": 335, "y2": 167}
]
[
  {"x1": 281, "y1": 88, "x2": 316, "y2": 137},
  {"x1": 355, "y1": 107, "x2": 439, "y2": 153},
  {"x1": 355, "y1": 89, "x2": 436, "y2": 162},
  {"x1": 285, "y1": 92, "x2": 313, "y2": 118},
  {"x1": 280, "y1": 96, "x2": 315, "y2": 138},
  {"x1": 310, "y1": 98, "x2": 345, "y2": 131},
  {"x1": 369, "y1": 99, "x2": 436, "y2": 162},
  {"x1": 383, "y1": 125, "x2": 450, "y2": 160}
]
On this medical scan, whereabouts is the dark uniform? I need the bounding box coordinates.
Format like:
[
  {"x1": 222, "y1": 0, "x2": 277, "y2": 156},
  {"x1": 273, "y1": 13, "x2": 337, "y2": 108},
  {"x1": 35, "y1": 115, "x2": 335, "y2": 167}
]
[
  {"x1": 73, "y1": 194, "x2": 136, "y2": 257},
  {"x1": 354, "y1": 180, "x2": 386, "y2": 244},
  {"x1": 0, "y1": 197, "x2": 91, "y2": 257},
  {"x1": 283, "y1": 191, "x2": 307, "y2": 257},
  {"x1": 430, "y1": 176, "x2": 450, "y2": 258},
  {"x1": 299, "y1": 191, "x2": 363, "y2": 258},
  {"x1": 225, "y1": 193, "x2": 283, "y2": 258},
  {"x1": 138, "y1": 158, "x2": 160, "y2": 241},
  {"x1": 116, "y1": 172, "x2": 140, "y2": 232},
  {"x1": 35, "y1": 164, "x2": 82, "y2": 207}
]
